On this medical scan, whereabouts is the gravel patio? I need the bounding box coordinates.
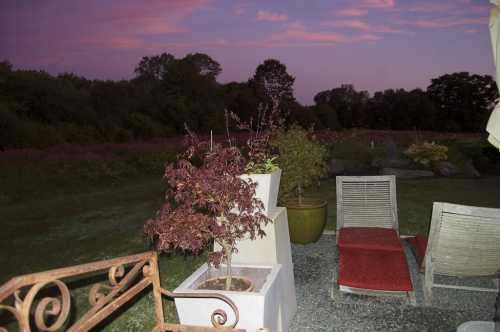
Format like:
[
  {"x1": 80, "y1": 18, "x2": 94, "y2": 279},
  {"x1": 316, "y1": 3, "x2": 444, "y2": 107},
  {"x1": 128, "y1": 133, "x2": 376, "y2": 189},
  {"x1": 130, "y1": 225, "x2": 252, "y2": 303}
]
[{"x1": 288, "y1": 233, "x2": 498, "y2": 332}]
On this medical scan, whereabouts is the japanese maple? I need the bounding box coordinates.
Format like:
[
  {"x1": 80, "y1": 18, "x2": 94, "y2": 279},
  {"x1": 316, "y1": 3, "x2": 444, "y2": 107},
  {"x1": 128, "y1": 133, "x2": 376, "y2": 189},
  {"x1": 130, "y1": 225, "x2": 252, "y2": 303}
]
[{"x1": 145, "y1": 133, "x2": 271, "y2": 290}]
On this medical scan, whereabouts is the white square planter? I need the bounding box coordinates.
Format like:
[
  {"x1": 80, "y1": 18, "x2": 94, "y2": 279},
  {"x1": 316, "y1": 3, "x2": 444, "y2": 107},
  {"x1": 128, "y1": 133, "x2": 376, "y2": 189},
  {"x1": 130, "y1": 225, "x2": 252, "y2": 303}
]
[
  {"x1": 240, "y1": 169, "x2": 281, "y2": 216},
  {"x1": 175, "y1": 263, "x2": 282, "y2": 332},
  {"x1": 214, "y1": 207, "x2": 297, "y2": 332}
]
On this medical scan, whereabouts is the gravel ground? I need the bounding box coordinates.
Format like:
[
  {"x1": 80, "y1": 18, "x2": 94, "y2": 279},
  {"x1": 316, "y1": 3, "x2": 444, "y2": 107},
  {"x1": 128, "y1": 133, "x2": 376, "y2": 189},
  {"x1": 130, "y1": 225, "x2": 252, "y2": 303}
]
[{"x1": 288, "y1": 234, "x2": 497, "y2": 332}]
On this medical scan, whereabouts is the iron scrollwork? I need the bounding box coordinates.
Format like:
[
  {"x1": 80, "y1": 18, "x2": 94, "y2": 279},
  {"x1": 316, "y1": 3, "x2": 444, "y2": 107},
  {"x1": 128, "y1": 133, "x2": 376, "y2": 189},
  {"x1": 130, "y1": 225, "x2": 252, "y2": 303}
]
[
  {"x1": 0, "y1": 252, "x2": 244, "y2": 332},
  {"x1": 0, "y1": 253, "x2": 153, "y2": 332},
  {"x1": 0, "y1": 279, "x2": 71, "y2": 332}
]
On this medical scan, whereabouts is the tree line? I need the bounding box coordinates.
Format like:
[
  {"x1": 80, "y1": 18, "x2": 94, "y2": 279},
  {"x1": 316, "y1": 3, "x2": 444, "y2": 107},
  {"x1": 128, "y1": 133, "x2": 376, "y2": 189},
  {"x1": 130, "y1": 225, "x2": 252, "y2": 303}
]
[{"x1": 0, "y1": 53, "x2": 497, "y2": 149}]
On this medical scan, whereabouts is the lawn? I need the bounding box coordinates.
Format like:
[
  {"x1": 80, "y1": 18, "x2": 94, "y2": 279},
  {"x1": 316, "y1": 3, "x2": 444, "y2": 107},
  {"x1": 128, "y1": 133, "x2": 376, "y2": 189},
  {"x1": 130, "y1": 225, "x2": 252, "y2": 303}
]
[
  {"x1": 309, "y1": 176, "x2": 500, "y2": 234},
  {"x1": 0, "y1": 173, "x2": 205, "y2": 331},
  {"x1": 2, "y1": 158, "x2": 500, "y2": 330}
]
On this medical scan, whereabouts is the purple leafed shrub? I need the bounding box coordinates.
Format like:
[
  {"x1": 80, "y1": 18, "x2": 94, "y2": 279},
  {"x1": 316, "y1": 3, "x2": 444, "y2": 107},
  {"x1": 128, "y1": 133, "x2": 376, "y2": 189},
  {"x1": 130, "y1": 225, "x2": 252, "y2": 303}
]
[{"x1": 144, "y1": 133, "x2": 271, "y2": 290}]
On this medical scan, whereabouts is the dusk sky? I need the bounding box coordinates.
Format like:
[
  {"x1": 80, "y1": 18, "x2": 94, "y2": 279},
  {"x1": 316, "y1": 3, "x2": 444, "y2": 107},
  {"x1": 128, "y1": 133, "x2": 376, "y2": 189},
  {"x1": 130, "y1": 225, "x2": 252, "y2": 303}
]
[{"x1": 0, "y1": 0, "x2": 495, "y2": 104}]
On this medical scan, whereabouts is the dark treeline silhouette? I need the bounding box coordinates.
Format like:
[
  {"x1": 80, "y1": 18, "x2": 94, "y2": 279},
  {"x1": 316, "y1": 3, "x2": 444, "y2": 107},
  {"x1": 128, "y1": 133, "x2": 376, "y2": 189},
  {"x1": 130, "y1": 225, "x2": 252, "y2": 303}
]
[{"x1": 0, "y1": 53, "x2": 498, "y2": 149}]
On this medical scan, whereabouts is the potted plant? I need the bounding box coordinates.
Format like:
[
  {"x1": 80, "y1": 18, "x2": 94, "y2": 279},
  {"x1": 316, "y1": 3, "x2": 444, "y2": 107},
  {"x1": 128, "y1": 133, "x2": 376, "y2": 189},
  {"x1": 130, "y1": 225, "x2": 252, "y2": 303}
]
[
  {"x1": 274, "y1": 125, "x2": 329, "y2": 244},
  {"x1": 144, "y1": 132, "x2": 282, "y2": 331},
  {"x1": 232, "y1": 103, "x2": 282, "y2": 216}
]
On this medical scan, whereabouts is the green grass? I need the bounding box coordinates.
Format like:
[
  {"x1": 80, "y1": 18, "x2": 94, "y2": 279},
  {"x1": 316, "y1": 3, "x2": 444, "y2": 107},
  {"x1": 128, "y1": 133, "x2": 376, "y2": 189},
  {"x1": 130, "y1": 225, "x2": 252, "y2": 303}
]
[
  {"x1": 0, "y1": 171, "x2": 206, "y2": 331},
  {"x1": 306, "y1": 177, "x2": 500, "y2": 234},
  {"x1": 2, "y1": 151, "x2": 500, "y2": 330}
]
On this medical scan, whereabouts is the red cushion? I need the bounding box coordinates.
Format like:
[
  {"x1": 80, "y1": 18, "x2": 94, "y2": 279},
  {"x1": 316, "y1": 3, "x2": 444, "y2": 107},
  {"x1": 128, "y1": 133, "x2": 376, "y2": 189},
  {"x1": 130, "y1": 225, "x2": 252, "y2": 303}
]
[
  {"x1": 338, "y1": 227, "x2": 402, "y2": 252},
  {"x1": 338, "y1": 248, "x2": 413, "y2": 291},
  {"x1": 407, "y1": 235, "x2": 428, "y2": 268}
]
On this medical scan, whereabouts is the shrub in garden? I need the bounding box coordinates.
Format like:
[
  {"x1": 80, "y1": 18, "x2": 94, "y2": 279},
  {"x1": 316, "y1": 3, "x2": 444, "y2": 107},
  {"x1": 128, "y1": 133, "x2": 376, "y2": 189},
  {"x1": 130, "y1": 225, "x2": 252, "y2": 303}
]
[
  {"x1": 274, "y1": 125, "x2": 329, "y2": 202},
  {"x1": 404, "y1": 142, "x2": 448, "y2": 166}
]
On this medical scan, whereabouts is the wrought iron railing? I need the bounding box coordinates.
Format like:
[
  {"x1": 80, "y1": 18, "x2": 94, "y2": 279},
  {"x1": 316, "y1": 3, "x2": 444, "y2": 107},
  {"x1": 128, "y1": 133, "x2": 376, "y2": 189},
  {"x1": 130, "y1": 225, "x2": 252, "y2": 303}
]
[{"x1": 0, "y1": 251, "x2": 245, "y2": 332}]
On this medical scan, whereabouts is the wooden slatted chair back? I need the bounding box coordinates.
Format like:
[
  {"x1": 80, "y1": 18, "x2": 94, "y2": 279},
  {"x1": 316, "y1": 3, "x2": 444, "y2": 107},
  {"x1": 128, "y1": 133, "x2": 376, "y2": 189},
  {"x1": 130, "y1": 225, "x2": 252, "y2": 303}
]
[
  {"x1": 426, "y1": 202, "x2": 500, "y2": 277},
  {"x1": 336, "y1": 175, "x2": 399, "y2": 234}
]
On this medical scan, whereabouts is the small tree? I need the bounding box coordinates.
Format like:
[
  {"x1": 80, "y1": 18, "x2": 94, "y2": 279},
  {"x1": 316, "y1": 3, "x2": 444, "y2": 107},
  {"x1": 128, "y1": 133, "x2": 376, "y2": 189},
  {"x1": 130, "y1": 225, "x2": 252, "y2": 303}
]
[
  {"x1": 144, "y1": 134, "x2": 270, "y2": 290},
  {"x1": 274, "y1": 125, "x2": 329, "y2": 203}
]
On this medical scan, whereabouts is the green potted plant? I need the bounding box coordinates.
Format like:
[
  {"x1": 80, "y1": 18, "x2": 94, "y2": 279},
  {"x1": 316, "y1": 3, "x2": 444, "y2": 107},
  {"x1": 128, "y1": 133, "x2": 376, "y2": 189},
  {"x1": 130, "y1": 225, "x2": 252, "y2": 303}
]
[{"x1": 274, "y1": 125, "x2": 329, "y2": 244}]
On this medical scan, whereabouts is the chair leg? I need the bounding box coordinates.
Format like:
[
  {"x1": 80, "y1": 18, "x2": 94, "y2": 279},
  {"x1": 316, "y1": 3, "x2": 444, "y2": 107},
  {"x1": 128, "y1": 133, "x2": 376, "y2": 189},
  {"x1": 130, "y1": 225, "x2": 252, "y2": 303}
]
[
  {"x1": 424, "y1": 260, "x2": 433, "y2": 306},
  {"x1": 408, "y1": 291, "x2": 417, "y2": 306},
  {"x1": 423, "y1": 285, "x2": 432, "y2": 306}
]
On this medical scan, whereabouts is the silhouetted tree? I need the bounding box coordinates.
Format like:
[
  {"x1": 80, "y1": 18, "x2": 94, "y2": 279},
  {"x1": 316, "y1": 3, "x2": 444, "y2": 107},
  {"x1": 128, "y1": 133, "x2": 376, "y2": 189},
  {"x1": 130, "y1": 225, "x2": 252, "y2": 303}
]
[
  {"x1": 1, "y1": 54, "x2": 497, "y2": 150},
  {"x1": 223, "y1": 82, "x2": 260, "y2": 124},
  {"x1": 314, "y1": 84, "x2": 369, "y2": 128},
  {"x1": 251, "y1": 59, "x2": 295, "y2": 108},
  {"x1": 427, "y1": 72, "x2": 498, "y2": 132},
  {"x1": 313, "y1": 104, "x2": 341, "y2": 130},
  {"x1": 162, "y1": 53, "x2": 224, "y2": 133},
  {"x1": 288, "y1": 102, "x2": 322, "y2": 129},
  {"x1": 134, "y1": 53, "x2": 175, "y2": 81}
]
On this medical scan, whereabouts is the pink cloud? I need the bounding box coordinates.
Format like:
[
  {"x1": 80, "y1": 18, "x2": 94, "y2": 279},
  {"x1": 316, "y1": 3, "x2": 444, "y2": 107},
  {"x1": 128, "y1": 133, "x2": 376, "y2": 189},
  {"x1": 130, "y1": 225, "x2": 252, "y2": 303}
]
[
  {"x1": 336, "y1": 0, "x2": 396, "y2": 20},
  {"x1": 234, "y1": 6, "x2": 245, "y2": 16},
  {"x1": 361, "y1": 0, "x2": 397, "y2": 9},
  {"x1": 264, "y1": 21, "x2": 382, "y2": 45},
  {"x1": 322, "y1": 20, "x2": 404, "y2": 34},
  {"x1": 140, "y1": 37, "x2": 231, "y2": 51},
  {"x1": 125, "y1": 17, "x2": 186, "y2": 34},
  {"x1": 103, "y1": 37, "x2": 144, "y2": 50},
  {"x1": 79, "y1": 35, "x2": 145, "y2": 50},
  {"x1": 210, "y1": 38, "x2": 229, "y2": 46},
  {"x1": 271, "y1": 21, "x2": 344, "y2": 42},
  {"x1": 232, "y1": 1, "x2": 252, "y2": 16},
  {"x1": 337, "y1": 8, "x2": 369, "y2": 17},
  {"x1": 256, "y1": 10, "x2": 289, "y2": 22},
  {"x1": 326, "y1": 20, "x2": 371, "y2": 30},
  {"x1": 354, "y1": 34, "x2": 383, "y2": 42},
  {"x1": 465, "y1": 29, "x2": 479, "y2": 34},
  {"x1": 398, "y1": 16, "x2": 488, "y2": 29},
  {"x1": 283, "y1": 30, "x2": 345, "y2": 43},
  {"x1": 65, "y1": 0, "x2": 212, "y2": 51},
  {"x1": 102, "y1": 0, "x2": 210, "y2": 34},
  {"x1": 402, "y1": 1, "x2": 489, "y2": 16},
  {"x1": 406, "y1": 2, "x2": 454, "y2": 13}
]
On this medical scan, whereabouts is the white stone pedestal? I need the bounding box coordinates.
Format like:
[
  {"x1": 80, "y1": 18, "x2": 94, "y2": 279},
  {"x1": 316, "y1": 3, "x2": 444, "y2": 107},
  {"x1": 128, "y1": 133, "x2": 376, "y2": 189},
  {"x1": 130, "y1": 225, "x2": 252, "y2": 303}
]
[
  {"x1": 215, "y1": 207, "x2": 297, "y2": 332},
  {"x1": 175, "y1": 264, "x2": 282, "y2": 332}
]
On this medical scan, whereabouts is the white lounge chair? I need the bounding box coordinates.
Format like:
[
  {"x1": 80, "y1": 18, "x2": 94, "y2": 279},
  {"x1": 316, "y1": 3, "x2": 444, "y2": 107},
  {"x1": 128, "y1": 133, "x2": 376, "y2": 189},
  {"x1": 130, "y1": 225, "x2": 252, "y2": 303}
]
[
  {"x1": 424, "y1": 202, "x2": 500, "y2": 304},
  {"x1": 335, "y1": 175, "x2": 415, "y2": 303},
  {"x1": 336, "y1": 175, "x2": 399, "y2": 239}
]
